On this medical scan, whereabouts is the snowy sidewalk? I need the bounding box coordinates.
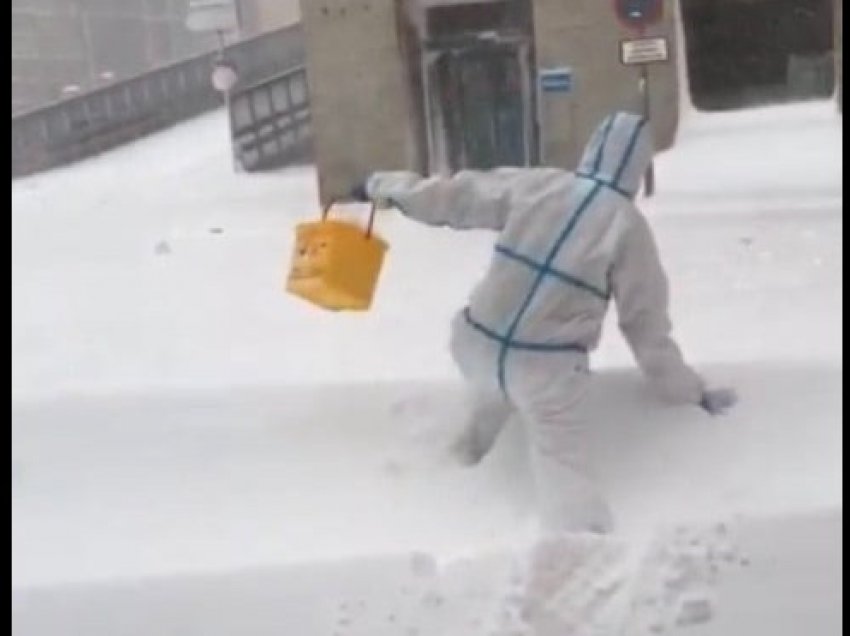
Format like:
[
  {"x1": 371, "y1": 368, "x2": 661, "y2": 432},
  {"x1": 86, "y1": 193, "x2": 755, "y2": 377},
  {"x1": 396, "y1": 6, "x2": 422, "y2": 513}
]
[{"x1": 12, "y1": 101, "x2": 842, "y2": 635}]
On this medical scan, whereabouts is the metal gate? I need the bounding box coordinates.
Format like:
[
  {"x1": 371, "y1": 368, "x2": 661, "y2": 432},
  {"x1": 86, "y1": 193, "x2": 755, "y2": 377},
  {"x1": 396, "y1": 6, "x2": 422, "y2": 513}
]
[{"x1": 229, "y1": 66, "x2": 312, "y2": 171}]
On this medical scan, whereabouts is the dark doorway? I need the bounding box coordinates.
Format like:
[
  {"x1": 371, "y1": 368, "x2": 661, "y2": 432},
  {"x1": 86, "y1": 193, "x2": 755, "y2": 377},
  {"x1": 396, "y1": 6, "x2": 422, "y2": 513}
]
[
  {"x1": 682, "y1": 0, "x2": 835, "y2": 110},
  {"x1": 428, "y1": 40, "x2": 528, "y2": 171},
  {"x1": 420, "y1": 0, "x2": 536, "y2": 173}
]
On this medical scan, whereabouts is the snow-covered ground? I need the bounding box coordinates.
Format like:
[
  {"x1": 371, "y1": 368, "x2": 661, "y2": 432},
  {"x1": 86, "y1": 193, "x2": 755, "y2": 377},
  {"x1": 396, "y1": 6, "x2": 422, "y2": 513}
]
[{"x1": 12, "y1": 100, "x2": 842, "y2": 635}]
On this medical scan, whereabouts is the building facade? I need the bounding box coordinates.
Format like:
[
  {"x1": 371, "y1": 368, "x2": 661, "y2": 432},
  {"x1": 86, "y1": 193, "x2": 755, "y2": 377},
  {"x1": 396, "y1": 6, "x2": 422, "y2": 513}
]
[
  {"x1": 301, "y1": 0, "x2": 839, "y2": 204},
  {"x1": 11, "y1": 0, "x2": 223, "y2": 113},
  {"x1": 11, "y1": 0, "x2": 302, "y2": 114},
  {"x1": 302, "y1": 0, "x2": 683, "y2": 204}
]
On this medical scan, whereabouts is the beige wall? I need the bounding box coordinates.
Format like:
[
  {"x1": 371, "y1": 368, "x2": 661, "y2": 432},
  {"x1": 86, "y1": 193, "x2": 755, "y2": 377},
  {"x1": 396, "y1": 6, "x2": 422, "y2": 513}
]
[{"x1": 532, "y1": 0, "x2": 680, "y2": 168}]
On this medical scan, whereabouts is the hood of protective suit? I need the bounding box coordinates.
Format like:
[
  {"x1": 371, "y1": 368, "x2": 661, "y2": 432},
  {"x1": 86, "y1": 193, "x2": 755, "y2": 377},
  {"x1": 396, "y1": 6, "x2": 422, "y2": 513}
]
[{"x1": 576, "y1": 111, "x2": 653, "y2": 198}]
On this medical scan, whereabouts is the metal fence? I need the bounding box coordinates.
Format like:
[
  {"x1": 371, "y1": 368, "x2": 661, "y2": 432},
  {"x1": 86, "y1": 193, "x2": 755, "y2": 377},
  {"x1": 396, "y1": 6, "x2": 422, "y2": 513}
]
[
  {"x1": 230, "y1": 66, "x2": 312, "y2": 171},
  {"x1": 12, "y1": 24, "x2": 306, "y2": 178}
]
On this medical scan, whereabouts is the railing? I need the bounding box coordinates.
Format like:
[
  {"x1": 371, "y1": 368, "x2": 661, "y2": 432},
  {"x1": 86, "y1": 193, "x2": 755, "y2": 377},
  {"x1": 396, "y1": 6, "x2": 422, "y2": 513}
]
[
  {"x1": 12, "y1": 24, "x2": 306, "y2": 178},
  {"x1": 230, "y1": 66, "x2": 312, "y2": 171}
]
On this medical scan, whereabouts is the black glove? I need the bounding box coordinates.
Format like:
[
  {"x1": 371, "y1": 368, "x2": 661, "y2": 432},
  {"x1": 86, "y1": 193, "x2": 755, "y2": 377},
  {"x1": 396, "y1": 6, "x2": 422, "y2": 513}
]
[
  {"x1": 699, "y1": 388, "x2": 738, "y2": 416},
  {"x1": 349, "y1": 181, "x2": 370, "y2": 203}
]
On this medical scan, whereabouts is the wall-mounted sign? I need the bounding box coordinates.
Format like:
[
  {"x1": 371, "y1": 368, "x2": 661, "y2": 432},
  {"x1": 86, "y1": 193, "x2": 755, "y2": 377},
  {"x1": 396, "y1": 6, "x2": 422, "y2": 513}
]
[
  {"x1": 620, "y1": 37, "x2": 669, "y2": 65},
  {"x1": 539, "y1": 67, "x2": 573, "y2": 93}
]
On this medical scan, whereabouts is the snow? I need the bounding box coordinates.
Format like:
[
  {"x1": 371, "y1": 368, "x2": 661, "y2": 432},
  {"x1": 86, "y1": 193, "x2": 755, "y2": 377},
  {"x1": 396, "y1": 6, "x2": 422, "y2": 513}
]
[{"x1": 12, "y1": 100, "x2": 842, "y2": 635}]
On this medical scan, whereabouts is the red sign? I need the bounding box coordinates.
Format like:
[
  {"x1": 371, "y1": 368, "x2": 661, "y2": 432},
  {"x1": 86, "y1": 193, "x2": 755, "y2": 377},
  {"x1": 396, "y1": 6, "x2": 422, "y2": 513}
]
[{"x1": 613, "y1": 0, "x2": 664, "y2": 32}]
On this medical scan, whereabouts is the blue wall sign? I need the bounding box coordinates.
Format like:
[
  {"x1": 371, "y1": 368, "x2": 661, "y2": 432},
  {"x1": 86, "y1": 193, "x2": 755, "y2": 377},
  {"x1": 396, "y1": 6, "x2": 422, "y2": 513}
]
[{"x1": 539, "y1": 67, "x2": 573, "y2": 93}]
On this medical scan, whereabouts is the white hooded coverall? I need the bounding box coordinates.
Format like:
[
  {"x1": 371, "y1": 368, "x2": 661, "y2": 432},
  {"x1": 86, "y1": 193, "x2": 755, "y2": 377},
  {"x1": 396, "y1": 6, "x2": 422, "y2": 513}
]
[{"x1": 366, "y1": 112, "x2": 705, "y2": 534}]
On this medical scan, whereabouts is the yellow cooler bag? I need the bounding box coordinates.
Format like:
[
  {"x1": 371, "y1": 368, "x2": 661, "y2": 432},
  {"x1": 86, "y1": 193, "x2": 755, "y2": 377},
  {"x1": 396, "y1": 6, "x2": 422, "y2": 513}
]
[{"x1": 286, "y1": 201, "x2": 388, "y2": 311}]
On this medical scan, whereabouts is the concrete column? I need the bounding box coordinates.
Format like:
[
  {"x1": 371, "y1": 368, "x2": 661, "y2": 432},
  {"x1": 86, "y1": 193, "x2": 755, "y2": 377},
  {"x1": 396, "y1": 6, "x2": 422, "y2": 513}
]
[{"x1": 301, "y1": 0, "x2": 416, "y2": 205}]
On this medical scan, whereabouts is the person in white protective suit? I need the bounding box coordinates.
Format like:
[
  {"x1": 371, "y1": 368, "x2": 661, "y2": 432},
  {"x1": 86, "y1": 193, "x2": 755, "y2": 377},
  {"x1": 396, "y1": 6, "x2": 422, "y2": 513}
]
[{"x1": 351, "y1": 111, "x2": 737, "y2": 535}]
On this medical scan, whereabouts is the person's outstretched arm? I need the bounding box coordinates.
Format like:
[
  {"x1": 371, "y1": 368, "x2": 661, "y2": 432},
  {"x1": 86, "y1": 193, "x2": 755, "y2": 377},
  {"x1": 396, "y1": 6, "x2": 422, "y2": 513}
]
[
  {"x1": 610, "y1": 210, "x2": 706, "y2": 406},
  {"x1": 361, "y1": 168, "x2": 562, "y2": 231}
]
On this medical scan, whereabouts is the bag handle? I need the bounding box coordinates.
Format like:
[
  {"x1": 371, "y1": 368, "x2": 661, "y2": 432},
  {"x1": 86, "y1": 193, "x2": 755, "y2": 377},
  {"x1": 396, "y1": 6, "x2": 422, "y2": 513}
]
[{"x1": 321, "y1": 199, "x2": 378, "y2": 238}]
